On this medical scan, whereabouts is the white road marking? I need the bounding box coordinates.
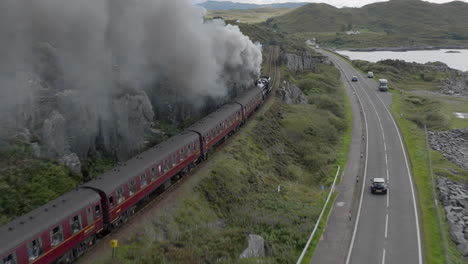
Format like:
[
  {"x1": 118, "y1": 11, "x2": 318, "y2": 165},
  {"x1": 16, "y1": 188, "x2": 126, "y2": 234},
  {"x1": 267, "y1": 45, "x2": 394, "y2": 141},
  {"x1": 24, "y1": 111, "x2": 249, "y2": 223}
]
[
  {"x1": 382, "y1": 249, "x2": 386, "y2": 264},
  {"x1": 387, "y1": 192, "x2": 390, "y2": 208},
  {"x1": 342, "y1": 66, "x2": 370, "y2": 264},
  {"x1": 385, "y1": 214, "x2": 389, "y2": 238}
]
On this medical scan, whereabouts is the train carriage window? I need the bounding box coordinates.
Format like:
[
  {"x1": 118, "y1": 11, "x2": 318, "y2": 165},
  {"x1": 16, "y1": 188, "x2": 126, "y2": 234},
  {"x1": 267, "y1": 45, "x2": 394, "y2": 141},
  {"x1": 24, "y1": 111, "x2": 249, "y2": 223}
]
[
  {"x1": 50, "y1": 225, "x2": 64, "y2": 247},
  {"x1": 151, "y1": 167, "x2": 157, "y2": 180},
  {"x1": 187, "y1": 144, "x2": 192, "y2": 155},
  {"x1": 27, "y1": 238, "x2": 43, "y2": 261},
  {"x1": 117, "y1": 187, "x2": 125, "y2": 204},
  {"x1": 2, "y1": 253, "x2": 17, "y2": 264},
  {"x1": 140, "y1": 174, "x2": 147, "y2": 187},
  {"x1": 129, "y1": 179, "x2": 137, "y2": 196},
  {"x1": 70, "y1": 215, "x2": 82, "y2": 234},
  {"x1": 172, "y1": 153, "x2": 178, "y2": 166},
  {"x1": 109, "y1": 196, "x2": 114, "y2": 208},
  {"x1": 95, "y1": 205, "x2": 101, "y2": 217},
  {"x1": 158, "y1": 164, "x2": 163, "y2": 175},
  {"x1": 87, "y1": 207, "x2": 94, "y2": 225},
  {"x1": 163, "y1": 160, "x2": 169, "y2": 172}
]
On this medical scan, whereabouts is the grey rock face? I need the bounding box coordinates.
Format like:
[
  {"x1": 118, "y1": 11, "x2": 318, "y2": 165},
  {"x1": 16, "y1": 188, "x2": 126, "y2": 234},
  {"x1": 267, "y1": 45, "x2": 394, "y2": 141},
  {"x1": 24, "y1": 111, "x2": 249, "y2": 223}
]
[
  {"x1": 440, "y1": 71, "x2": 468, "y2": 97},
  {"x1": 428, "y1": 129, "x2": 468, "y2": 170},
  {"x1": 276, "y1": 80, "x2": 308, "y2": 105},
  {"x1": 458, "y1": 243, "x2": 468, "y2": 256},
  {"x1": 59, "y1": 153, "x2": 81, "y2": 174},
  {"x1": 283, "y1": 52, "x2": 330, "y2": 74},
  {"x1": 239, "y1": 234, "x2": 265, "y2": 259},
  {"x1": 438, "y1": 178, "x2": 468, "y2": 256}
]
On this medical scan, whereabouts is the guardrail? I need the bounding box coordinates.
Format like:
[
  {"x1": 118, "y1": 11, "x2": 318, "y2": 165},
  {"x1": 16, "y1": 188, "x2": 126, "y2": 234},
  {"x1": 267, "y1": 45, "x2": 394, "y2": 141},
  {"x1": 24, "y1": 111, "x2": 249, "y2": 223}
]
[{"x1": 296, "y1": 165, "x2": 341, "y2": 264}]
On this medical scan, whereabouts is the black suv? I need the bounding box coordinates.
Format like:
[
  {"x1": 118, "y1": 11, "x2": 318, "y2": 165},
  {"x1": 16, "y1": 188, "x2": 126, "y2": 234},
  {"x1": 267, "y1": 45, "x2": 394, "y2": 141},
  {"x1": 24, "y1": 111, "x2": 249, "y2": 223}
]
[{"x1": 370, "y1": 178, "x2": 388, "y2": 194}]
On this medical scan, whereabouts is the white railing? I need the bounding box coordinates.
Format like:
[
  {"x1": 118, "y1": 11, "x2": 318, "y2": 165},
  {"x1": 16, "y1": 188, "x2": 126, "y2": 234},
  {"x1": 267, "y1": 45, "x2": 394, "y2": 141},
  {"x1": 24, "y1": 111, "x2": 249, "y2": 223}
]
[{"x1": 296, "y1": 165, "x2": 341, "y2": 264}]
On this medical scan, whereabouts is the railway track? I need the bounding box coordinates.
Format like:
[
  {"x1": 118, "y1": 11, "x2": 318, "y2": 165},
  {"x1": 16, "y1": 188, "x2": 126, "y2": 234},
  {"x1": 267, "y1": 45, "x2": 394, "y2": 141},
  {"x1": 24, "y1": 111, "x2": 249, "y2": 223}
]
[{"x1": 77, "y1": 46, "x2": 281, "y2": 263}]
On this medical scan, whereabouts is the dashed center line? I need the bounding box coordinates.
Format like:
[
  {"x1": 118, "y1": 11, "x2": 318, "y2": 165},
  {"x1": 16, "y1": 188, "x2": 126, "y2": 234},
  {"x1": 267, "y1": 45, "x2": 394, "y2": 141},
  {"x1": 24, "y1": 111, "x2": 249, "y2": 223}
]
[
  {"x1": 387, "y1": 192, "x2": 390, "y2": 208},
  {"x1": 382, "y1": 248, "x2": 386, "y2": 264},
  {"x1": 385, "y1": 214, "x2": 389, "y2": 239}
]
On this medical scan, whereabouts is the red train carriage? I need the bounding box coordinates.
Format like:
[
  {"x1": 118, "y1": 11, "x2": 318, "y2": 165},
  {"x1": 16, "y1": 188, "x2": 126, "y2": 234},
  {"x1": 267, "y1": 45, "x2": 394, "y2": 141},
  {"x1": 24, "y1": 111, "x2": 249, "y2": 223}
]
[
  {"x1": 0, "y1": 189, "x2": 102, "y2": 264},
  {"x1": 187, "y1": 103, "x2": 243, "y2": 156},
  {"x1": 0, "y1": 78, "x2": 271, "y2": 264},
  {"x1": 83, "y1": 131, "x2": 201, "y2": 227},
  {"x1": 234, "y1": 86, "x2": 264, "y2": 120}
]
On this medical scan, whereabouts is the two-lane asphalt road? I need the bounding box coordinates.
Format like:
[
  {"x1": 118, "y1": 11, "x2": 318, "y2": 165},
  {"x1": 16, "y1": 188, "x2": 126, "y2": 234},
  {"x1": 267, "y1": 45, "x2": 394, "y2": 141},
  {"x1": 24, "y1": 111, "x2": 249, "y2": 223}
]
[{"x1": 313, "y1": 50, "x2": 423, "y2": 264}]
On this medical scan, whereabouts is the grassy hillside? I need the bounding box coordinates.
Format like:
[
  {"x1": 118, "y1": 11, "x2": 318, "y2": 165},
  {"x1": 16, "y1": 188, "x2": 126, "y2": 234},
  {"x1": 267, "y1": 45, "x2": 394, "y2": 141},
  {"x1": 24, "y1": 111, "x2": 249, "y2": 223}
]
[
  {"x1": 207, "y1": 8, "x2": 293, "y2": 24},
  {"x1": 266, "y1": 0, "x2": 468, "y2": 47},
  {"x1": 200, "y1": 1, "x2": 307, "y2": 10}
]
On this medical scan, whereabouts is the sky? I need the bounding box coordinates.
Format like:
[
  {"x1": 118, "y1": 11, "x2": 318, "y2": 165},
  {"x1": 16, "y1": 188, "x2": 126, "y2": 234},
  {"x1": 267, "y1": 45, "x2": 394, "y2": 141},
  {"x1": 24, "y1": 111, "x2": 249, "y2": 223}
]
[{"x1": 193, "y1": 0, "x2": 468, "y2": 8}]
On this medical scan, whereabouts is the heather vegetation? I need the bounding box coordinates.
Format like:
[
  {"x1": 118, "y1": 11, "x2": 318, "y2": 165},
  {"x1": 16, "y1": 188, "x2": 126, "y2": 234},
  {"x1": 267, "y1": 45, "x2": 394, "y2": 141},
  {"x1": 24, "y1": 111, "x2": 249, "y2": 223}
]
[{"x1": 0, "y1": 144, "x2": 80, "y2": 225}]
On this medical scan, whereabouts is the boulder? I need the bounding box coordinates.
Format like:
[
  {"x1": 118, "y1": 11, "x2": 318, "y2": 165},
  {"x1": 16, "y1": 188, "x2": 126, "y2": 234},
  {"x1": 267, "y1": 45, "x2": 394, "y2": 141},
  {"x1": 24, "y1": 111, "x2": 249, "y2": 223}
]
[
  {"x1": 457, "y1": 242, "x2": 468, "y2": 257},
  {"x1": 240, "y1": 234, "x2": 265, "y2": 259},
  {"x1": 451, "y1": 231, "x2": 467, "y2": 244}
]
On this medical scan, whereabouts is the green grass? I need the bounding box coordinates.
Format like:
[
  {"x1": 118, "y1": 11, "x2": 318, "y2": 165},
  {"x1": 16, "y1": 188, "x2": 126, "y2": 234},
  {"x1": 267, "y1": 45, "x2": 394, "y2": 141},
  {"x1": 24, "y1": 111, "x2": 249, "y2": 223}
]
[
  {"x1": 299, "y1": 83, "x2": 353, "y2": 263},
  {"x1": 0, "y1": 144, "x2": 80, "y2": 225}
]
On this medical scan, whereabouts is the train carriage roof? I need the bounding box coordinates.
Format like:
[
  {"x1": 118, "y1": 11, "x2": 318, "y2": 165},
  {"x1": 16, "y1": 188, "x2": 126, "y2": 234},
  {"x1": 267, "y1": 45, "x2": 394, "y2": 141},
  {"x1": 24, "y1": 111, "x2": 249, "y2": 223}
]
[
  {"x1": 187, "y1": 103, "x2": 241, "y2": 136},
  {"x1": 234, "y1": 87, "x2": 263, "y2": 106},
  {"x1": 0, "y1": 188, "x2": 99, "y2": 255},
  {"x1": 84, "y1": 131, "x2": 199, "y2": 194}
]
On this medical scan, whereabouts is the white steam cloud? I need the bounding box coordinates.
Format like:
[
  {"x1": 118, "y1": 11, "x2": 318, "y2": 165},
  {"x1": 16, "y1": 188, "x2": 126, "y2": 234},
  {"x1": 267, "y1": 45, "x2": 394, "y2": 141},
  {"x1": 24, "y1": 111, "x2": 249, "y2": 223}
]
[{"x1": 0, "y1": 0, "x2": 262, "y2": 166}]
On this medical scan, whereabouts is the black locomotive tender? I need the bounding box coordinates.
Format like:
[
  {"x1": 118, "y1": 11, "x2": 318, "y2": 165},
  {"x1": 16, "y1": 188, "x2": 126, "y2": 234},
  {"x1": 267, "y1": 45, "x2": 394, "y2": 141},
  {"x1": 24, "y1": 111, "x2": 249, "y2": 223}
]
[{"x1": 0, "y1": 77, "x2": 271, "y2": 264}]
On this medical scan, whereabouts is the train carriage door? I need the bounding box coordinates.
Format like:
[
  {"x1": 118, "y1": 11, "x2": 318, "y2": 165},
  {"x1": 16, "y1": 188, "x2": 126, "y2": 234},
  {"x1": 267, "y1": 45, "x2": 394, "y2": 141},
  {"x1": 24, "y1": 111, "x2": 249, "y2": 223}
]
[
  {"x1": 140, "y1": 173, "x2": 148, "y2": 188},
  {"x1": 151, "y1": 167, "x2": 157, "y2": 181},
  {"x1": 86, "y1": 207, "x2": 94, "y2": 225}
]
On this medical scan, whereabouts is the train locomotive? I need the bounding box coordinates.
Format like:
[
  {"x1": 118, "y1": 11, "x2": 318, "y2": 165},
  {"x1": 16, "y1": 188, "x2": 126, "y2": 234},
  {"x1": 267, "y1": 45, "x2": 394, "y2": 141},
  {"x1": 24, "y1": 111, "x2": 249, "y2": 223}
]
[{"x1": 0, "y1": 77, "x2": 270, "y2": 264}]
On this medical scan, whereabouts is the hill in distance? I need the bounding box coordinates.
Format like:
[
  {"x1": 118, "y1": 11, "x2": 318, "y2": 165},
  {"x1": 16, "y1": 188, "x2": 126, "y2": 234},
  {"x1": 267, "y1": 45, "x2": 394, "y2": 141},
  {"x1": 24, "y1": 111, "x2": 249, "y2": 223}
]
[
  {"x1": 198, "y1": 1, "x2": 309, "y2": 10},
  {"x1": 268, "y1": 0, "x2": 468, "y2": 41}
]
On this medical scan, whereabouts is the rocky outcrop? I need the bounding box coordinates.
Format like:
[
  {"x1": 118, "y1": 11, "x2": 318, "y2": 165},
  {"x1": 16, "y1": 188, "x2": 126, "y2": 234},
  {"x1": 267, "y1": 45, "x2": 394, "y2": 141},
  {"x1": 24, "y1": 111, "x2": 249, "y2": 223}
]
[
  {"x1": 437, "y1": 178, "x2": 468, "y2": 257},
  {"x1": 428, "y1": 129, "x2": 468, "y2": 170},
  {"x1": 276, "y1": 80, "x2": 308, "y2": 105},
  {"x1": 283, "y1": 52, "x2": 330, "y2": 74},
  {"x1": 440, "y1": 72, "x2": 468, "y2": 97},
  {"x1": 239, "y1": 234, "x2": 265, "y2": 259}
]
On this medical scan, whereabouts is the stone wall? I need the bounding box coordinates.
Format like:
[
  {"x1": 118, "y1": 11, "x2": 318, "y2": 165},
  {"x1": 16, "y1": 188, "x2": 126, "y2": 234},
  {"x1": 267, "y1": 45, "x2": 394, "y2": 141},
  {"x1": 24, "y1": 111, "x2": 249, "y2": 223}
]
[
  {"x1": 437, "y1": 178, "x2": 468, "y2": 257},
  {"x1": 428, "y1": 129, "x2": 468, "y2": 170}
]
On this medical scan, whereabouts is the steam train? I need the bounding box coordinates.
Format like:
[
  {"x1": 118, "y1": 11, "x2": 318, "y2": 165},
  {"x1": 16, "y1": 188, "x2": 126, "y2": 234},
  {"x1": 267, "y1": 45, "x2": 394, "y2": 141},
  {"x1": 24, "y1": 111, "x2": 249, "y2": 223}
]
[{"x1": 0, "y1": 77, "x2": 271, "y2": 264}]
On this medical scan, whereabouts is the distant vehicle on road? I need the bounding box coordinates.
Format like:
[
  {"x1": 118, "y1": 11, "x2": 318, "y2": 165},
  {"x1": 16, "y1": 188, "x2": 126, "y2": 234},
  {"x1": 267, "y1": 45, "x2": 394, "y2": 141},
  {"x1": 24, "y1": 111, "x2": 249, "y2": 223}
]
[
  {"x1": 370, "y1": 178, "x2": 388, "y2": 194},
  {"x1": 378, "y1": 79, "x2": 388, "y2": 91},
  {"x1": 351, "y1": 76, "x2": 358, "y2": 82},
  {"x1": 367, "y1": 71, "x2": 374, "y2": 78}
]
